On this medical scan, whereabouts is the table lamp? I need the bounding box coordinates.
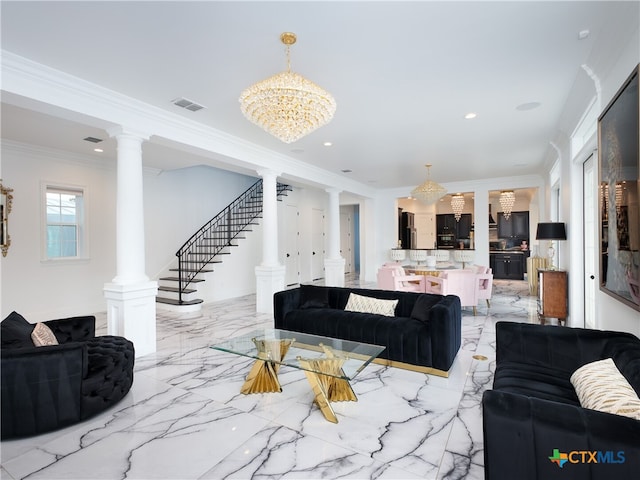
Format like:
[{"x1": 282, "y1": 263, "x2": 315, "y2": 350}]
[{"x1": 536, "y1": 222, "x2": 567, "y2": 270}]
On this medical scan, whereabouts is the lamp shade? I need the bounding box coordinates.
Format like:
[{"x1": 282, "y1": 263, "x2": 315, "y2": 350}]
[{"x1": 536, "y1": 222, "x2": 567, "y2": 240}]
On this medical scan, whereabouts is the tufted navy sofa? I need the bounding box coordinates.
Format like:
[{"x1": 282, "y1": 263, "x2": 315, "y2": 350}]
[
  {"x1": 482, "y1": 321, "x2": 640, "y2": 480},
  {"x1": 1, "y1": 311, "x2": 135, "y2": 439},
  {"x1": 274, "y1": 285, "x2": 462, "y2": 376}
]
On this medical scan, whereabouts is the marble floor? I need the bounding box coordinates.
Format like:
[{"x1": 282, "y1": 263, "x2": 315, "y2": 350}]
[{"x1": 1, "y1": 278, "x2": 538, "y2": 480}]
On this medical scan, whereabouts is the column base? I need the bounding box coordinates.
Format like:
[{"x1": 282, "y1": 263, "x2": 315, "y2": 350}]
[
  {"x1": 104, "y1": 281, "x2": 158, "y2": 358},
  {"x1": 324, "y1": 257, "x2": 346, "y2": 287},
  {"x1": 255, "y1": 265, "x2": 286, "y2": 314}
]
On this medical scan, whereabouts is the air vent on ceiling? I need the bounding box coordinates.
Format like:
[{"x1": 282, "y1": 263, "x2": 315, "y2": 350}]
[
  {"x1": 83, "y1": 136, "x2": 103, "y2": 143},
  {"x1": 171, "y1": 97, "x2": 206, "y2": 112}
]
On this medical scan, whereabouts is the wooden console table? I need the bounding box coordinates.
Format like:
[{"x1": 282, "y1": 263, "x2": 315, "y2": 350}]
[{"x1": 537, "y1": 270, "x2": 567, "y2": 325}]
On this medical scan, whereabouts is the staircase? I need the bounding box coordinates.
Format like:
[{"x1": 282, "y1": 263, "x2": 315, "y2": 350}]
[{"x1": 156, "y1": 180, "x2": 292, "y2": 309}]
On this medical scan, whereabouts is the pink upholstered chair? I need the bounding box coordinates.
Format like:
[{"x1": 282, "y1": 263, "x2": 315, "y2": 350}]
[
  {"x1": 377, "y1": 264, "x2": 426, "y2": 293},
  {"x1": 424, "y1": 269, "x2": 479, "y2": 314},
  {"x1": 473, "y1": 266, "x2": 494, "y2": 312}
]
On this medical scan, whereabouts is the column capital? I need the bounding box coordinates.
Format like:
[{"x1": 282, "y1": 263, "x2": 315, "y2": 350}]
[
  {"x1": 325, "y1": 187, "x2": 342, "y2": 195},
  {"x1": 107, "y1": 126, "x2": 152, "y2": 142},
  {"x1": 256, "y1": 168, "x2": 282, "y2": 179}
]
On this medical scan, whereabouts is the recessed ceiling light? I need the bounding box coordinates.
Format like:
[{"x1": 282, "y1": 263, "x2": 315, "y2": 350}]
[
  {"x1": 464, "y1": 112, "x2": 477, "y2": 119},
  {"x1": 516, "y1": 102, "x2": 541, "y2": 111},
  {"x1": 94, "y1": 148, "x2": 104, "y2": 153},
  {"x1": 578, "y1": 29, "x2": 590, "y2": 40},
  {"x1": 323, "y1": 141, "x2": 333, "y2": 147}
]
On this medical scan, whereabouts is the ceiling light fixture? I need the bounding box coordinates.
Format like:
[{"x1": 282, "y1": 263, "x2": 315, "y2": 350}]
[
  {"x1": 239, "y1": 32, "x2": 337, "y2": 143},
  {"x1": 411, "y1": 164, "x2": 447, "y2": 205},
  {"x1": 464, "y1": 112, "x2": 477, "y2": 119},
  {"x1": 499, "y1": 190, "x2": 516, "y2": 219},
  {"x1": 451, "y1": 193, "x2": 465, "y2": 221}
]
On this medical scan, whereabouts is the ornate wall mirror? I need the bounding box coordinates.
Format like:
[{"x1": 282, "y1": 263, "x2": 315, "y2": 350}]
[
  {"x1": 598, "y1": 64, "x2": 640, "y2": 311},
  {"x1": 1, "y1": 179, "x2": 13, "y2": 257}
]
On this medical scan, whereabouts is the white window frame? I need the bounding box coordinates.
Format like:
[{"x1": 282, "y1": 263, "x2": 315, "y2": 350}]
[{"x1": 42, "y1": 183, "x2": 88, "y2": 262}]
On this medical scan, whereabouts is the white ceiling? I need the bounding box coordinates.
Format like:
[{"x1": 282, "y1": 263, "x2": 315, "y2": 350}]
[{"x1": 1, "y1": 1, "x2": 638, "y2": 190}]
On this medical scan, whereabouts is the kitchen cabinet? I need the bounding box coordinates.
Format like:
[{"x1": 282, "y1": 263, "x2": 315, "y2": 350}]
[
  {"x1": 491, "y1": 252, "x2": 525, "y2": 280},
  {"x1": 457, "y1": 214, "x2": 472, "y2": 239},
  {"x1": 401, "y1": 211, "x2": 416, "y2": 249},
  {"x1": 538, "y1": 270, "x2": 567, "y2": 325},
  {"x1": 497, "y1": 211, "x2": 529, "y2": 239},
  {"x1": 436, "y1": 214, "x2": 457, "y2": 235},
  {"x1": 437, "y1": 214, "x2": 472, "y2": 238}
]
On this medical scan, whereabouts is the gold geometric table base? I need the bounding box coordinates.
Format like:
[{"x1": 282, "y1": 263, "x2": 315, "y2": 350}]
[
  {"x1": 240, "y1": 338, "x2": 294, "y2": 395},
  {"x1": 239, "y1": 339, "x2": 357, "y2": 423},
  {"x1": 297, "y1": 356, "x2": 357, "y2": 424}
]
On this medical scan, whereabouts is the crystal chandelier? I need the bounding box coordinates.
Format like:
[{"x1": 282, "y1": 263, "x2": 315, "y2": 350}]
[
  {"x1": 499, "y1": 190, "x2": 516, "y2": 219},
  {"x1": 411, "y1": 164, "x2": 447, "y2": 204},
  {"x1": 239, "y1": 32, "x2": 337, "y2": 144},
  {"x1": 451, "y1": 193, "x2": 465, "y2": 221}
]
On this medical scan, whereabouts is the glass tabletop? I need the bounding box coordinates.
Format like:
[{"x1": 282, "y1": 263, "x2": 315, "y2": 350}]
[{"x1": 210, "y1": 328, "x2": 385, "y2": 380}]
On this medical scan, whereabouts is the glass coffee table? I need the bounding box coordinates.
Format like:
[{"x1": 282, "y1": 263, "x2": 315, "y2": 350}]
[{"x1": 211, "y1": 329, "x2": 385, "y2": 423}]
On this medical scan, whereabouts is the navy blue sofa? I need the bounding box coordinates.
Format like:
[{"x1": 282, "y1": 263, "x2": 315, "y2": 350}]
[
  {"x1": 273, "y1": 284, "x2": 462, "y2": 375},
  {"x1": 1, "y1": 311, "x2": 135, "y2": 439},
  {"x1": 483, "y1": 321, "x2": 640, "y2": 480}
]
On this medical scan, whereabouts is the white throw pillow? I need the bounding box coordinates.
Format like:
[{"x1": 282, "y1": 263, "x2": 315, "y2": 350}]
[
  {"x1": 31, "y1": 322, "x2": 59, "y2": 347},
  {"x1": 344, "y1": 293, "x2": 398, "y2": 317},
  {"x1": 570, "y1": 358, "x2": 640, "y2": 421}
]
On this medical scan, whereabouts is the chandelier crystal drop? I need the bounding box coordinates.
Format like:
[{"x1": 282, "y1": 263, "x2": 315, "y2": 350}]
[
  {"x1": 411, "y1": 164, "x2": 447, "y2": 205},
  {"x1": 451, "y1": 194, "x2": 465, "y2": 221},
  {"x1": 499, "y1": 190, "x2": 516, "y2": 219},
  {"x1": 239, "y1": 32, "x2": 337, "y2": 144}
]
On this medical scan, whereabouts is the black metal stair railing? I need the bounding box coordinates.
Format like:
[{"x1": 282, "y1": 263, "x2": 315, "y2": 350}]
[{"x1": 173, "y1": 179, "x2": 291, "y2": 304}]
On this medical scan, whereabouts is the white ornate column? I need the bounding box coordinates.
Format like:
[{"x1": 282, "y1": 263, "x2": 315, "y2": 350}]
[
  {"x1": 103, "y1": 126, "x2": 157, "y2": 358},
  {"x1": 324, "y1": 187, "x2": 345, "y2": 287},
  {"x1": 255, "y1": 169, "x2": 285, "y2": 313}
]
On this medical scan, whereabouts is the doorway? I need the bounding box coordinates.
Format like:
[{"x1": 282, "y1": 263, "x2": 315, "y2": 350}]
[
  {"x1": 583, "y1": 154, "x2": 597, "y2": 329},
  {"x1": 311, "y1": 208, "x2": 325, "y2": 280}
]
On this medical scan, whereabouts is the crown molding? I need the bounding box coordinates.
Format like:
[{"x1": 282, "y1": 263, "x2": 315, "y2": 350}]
[
  {"x1": 1, "y1": 139, "x2": 114, "y2": 170},
  {"x1": 1, "y1": 50, "x2": 376, "y2": 198}
]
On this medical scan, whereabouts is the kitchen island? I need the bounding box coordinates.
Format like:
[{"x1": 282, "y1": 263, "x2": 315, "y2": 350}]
[{"x1": 489, "y1": 250, "x2": 530, "y2": 280}]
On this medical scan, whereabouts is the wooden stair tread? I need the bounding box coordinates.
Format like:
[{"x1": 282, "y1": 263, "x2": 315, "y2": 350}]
[
  {"x1": 180, "y1": 259, "x2": 224, "y2": 263},
  {"x1": 169, "y1": 268, "x2": 214, "y2": 273},
  {"x1": 156, "y1": 297, "x2": 203, "y2": 306},
  {"x1": 157, "y1": 286, "x2": 197, "y2": 294},
  {"x1": 159, "y1": 276, "x2": 206, "y2": 282}
]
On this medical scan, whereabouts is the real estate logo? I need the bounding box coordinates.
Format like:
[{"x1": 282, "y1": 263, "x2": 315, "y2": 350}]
[
  {"x1": 549, "y1": 449, "x2": 569, "y2": 468},
  {"x1": 549, "y1": 448, "x2": 625, "y2": 468}
]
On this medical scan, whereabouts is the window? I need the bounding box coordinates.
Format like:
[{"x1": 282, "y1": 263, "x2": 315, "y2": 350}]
[{"x1": 45, "y1": 186, "x2": 85, "y2": 259}]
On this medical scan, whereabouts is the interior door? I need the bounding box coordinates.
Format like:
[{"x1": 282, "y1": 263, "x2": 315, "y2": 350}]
[
  {"x1": 284, "y1": 204, "x2": 300, "y2": 286},
  {"x1": 311, "y1": 208, "x2": 325, "y2": 280},
  {"x1": 340, "y1": 210, "x2": 353, "y2": 274},
  {"x1": 583, "y1": 154, "x2": 597, "y2": 329}
]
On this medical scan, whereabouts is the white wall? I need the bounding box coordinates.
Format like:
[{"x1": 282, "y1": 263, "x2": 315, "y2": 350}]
[
  {"x1": 1, "y1": 142, "x2": 117, "y2": 320},
  {"x1": 593, "y1": 54, "x2": 640, "y2": 337},
  {"x1": 143, "y1": 164, "x2": 257, "y2": 279},
  {"x1": 562, "y1": 16, "x2": 639, "y2": 336},
  {"x1": 1, "y1": 142, "x2": 319, "y2": 320}
]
